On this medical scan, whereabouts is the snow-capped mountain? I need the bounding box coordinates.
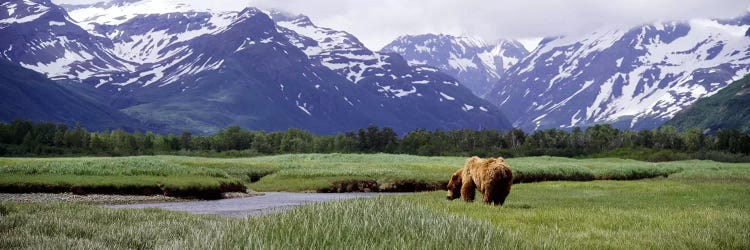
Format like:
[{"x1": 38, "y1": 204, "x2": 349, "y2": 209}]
[
  {"x1": 58, "y1": 1, "x2": 410, "y2": 133},
  {"x1": 381, "y1": 34, "x2": 528, "y2": 97},
  {"x1": 665, "y1": 74, "x2": 750, "y2": 133},
  {"x1": 490, "y1": 15, "x2": 750, "y2": 131},
  {"x1": 272, "y1": 13, "x2": 510, "y2": 129},
  {"x1": 0, "y1": 0, "x2": 512, "y2": 134},
  {"x1": 0, "y1": 0, "x2": 134, "y2": 81}
]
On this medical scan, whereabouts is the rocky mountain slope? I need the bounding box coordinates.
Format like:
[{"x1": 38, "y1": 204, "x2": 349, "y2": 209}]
[
  {"x1": 666, "y1": 73, "x2": 750, "y2": 132},
  {"x1": 273, "y1": 13, "x2": 509, "y2": 131},
  {"x1": 489, "y1": 15, "x2": 750, "y2": 131},
  {"x1": 381, "y1": 34, "x2": 528, "y2": 97},
  {"x1": 0, "y1": 59, "x2": 146, "y2": 131},
  {"x1": 0, "y1": 0, "x2": 511, "y2": 134}
]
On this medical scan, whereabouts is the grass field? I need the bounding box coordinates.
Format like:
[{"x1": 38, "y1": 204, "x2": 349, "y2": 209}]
[
  {"x1": 0, "y1": 157, "x2": 246, "y2": 198},
  {"x1": 2, "y1": 154, "x2": 749, "y2": 194},
  {"x1": 2, "y1": 178, "x2": 748, "y2": 249},
  {"x1": 1, "y1": 154, "x2": 749, "y2": 249}
]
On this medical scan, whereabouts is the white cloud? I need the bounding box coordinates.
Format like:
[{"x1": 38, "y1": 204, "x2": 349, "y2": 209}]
[
  {"x1": 518, "y1": 37, "x2": 543, "y2": 51},
  {"x1": 53, "y1": 0, "x2": 750, "y2": 51}
]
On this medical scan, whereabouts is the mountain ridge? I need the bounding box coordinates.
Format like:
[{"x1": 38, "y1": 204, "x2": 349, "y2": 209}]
[
  {"x1": 0, "y1": 59, "x2": 148, "y2": 131},
  {"x1": 488, "y1": 14, "x2": 750, "y2": 131},
  {"x1": 665, "y1": 73, "x2": 750, "y2": 133},
  {"x1": 0, "y1": 0, "x2": 512, "y2": 134},
  {"x1": 381, "y1": 34, "x2": 528, "y2": 97}
]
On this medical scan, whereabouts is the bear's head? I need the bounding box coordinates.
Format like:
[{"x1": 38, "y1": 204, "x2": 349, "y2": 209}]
[{"x1": 446, "y1": 169, "x2": 463, "y2": 200}]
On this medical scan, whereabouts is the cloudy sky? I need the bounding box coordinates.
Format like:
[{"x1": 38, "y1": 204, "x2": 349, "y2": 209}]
[{"x1": 54, "y1": 0, "x2": 750, "y2": 50}]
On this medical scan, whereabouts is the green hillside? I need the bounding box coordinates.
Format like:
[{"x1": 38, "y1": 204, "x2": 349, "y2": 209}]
[{"x1": 667, "y1": 74, "x2": 750, "y2": 132}]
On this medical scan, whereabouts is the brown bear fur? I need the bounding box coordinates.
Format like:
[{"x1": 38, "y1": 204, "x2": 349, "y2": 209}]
[
  {"x1": 446, "y1": 156, "x2": 512, "y2": 205},
  {"x1": 446, "y1": 169, "x2": 464, "y2": 200}
]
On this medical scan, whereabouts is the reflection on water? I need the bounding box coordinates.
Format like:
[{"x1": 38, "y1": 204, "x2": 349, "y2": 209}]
[{"x1": 105, "y1": 192, "x2": 385, "y2": 217}]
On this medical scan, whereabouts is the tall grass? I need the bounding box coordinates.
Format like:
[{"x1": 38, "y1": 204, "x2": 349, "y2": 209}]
[
  {"x1": 0, "y1": 202, "x2": 229, "y2": 249},
  {"x1": 0, "y1": 199, "x2": 517, "y2": 249},
  {"x1": 172, "y1": 154, "x2": 462, "y2": 191},
  {"x1": 0, "y1": 157, "x2": 229, "y2": 177},
  {"x1": 193, "y1": 197, "x2": 519, "y2": 249},
  {"x1": 2, "y1": 154, "x2": 749, "y2": 194},
  {"x1": 403, "y1": 180, "x2": 750, "y2": 249},
  {"x1": 2, "y1": 177, "x2": 748, "y2": 249},
  {"x1": 511, "y1": 156, "x2": 682, "y2": 182},
  {"x1": 230, "y1": 154, "x2": 732, "y2": 191},
  {"x1": 0, "y1": 157, "x2": 244, "y2": 197},
  {"x1": 593, "y1": 147, "x2": 750, "y2": 163}
]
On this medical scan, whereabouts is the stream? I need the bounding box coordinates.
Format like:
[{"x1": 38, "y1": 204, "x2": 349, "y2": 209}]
[{"x1": 105, "y1": 192, "x2": 385, "y2": 217}]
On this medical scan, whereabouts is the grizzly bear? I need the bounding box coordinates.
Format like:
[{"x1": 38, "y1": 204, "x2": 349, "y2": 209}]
[{"x1": 447, "y1": 156, "x2": 512, "y2": 205}]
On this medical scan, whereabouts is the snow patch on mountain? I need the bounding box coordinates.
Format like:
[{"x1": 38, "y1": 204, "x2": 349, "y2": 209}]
[
  {"x1": 381, "y1": 34, "x2": 528, "y2": 97},
  {"x1": 492, "y1": 14, "x2": 750, "y2": 131},
  {"x1": 66, "y1": 0, "x2": 198, "y2": 30},
  {"x1": 270, "y1": 11, "x2": 509, "y2": 128},
  {"x1": 0, "y1": 0, "x2": 138, "y2": 81},
  {"x1": 275, "y1": 14, "x2": 389, "y2": 84},
  {"x1": 105, "y1": 12, "x2": 237, "y2": 64},
  {"x1": 2, "y1": 0, "x2": 513, "y2": 133},
  {"x1": 0, "y1": 0, "x2": 49, "y2": 26},
  {"x1": 439, "y1": 92, "x2": 455, "y2": 101},
  {"x1": 19, "y1": 41, "x2": 93, "y2": 78},
  {"x1": 45, "y1": 2, "x2": 285, "y2": 88}
]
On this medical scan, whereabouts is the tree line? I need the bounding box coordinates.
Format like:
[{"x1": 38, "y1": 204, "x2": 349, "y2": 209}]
[{"x1": 1, "y1": 120, "x2": 749, "y2": 162}]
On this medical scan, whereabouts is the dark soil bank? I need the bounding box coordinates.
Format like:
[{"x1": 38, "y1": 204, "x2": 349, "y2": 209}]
[
  {"x1": 0, "y1": 182, "x2": 247, "y2": 200},
  {"x1": 317, "y1": 179, "x2": 447, "y2": 193}
]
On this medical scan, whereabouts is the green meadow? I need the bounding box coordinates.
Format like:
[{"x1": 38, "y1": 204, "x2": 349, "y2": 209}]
[
  {"x1": 2, "y1": 179, "x2": 748, "y2": 249},
  {"x1": 2, "y1": 154, "x2": 733, "y2": 193},
  {"x1": 1, "y1": 154, "x2": 749, "y2": 249}
]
